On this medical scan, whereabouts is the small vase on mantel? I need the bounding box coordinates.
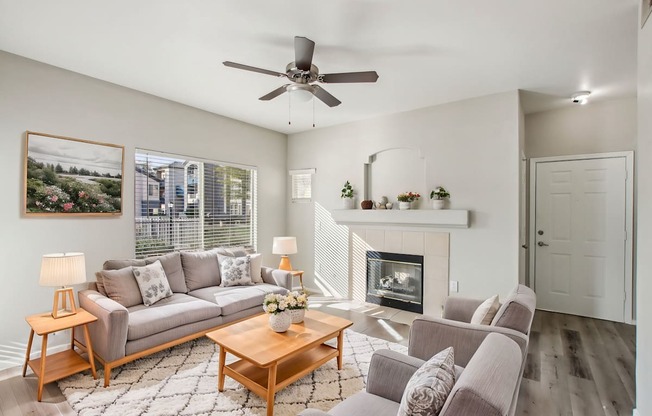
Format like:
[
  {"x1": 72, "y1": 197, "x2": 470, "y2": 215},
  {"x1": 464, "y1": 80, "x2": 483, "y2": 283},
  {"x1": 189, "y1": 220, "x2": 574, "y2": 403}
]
[
  {"x1": 269, "y1": 311, "x2": 292, "y2": 332},
  {"x1": 399, "y1": 201, "x2": 411, "y2": 210},
  {"x1": 342, "y1": 198, "x2": 355, "y2": 209},
  {"x1": 431, "y1": 199, "x2": 445, "y2": 210}
]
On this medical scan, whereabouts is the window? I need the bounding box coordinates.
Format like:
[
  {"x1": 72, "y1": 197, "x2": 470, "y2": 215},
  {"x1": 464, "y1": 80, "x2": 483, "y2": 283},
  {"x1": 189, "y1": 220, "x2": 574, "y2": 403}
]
[
  {"x1": 290, "y1": 168, "x2": 315, "y2": 202},
  {"x1": 134, "y1": 149, "x2": 257, "y2": 258}
]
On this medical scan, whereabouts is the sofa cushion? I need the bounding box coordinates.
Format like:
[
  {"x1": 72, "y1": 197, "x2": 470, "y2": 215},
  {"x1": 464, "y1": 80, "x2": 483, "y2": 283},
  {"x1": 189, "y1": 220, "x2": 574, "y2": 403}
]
[
  {"x1": 103, "y1": 259, "x2": 146, "y2": 270},
  {"x1": 490, "y1": 284, "x2": 536, "y2": 334},
  {"x1": 181, "y1": 250, "x2": 221, "y2": 291},
  {"x1": 133, "y1": 261, "x2": 173, "y2": 306},
  {"x1": 218, "y1": 254, "x2": 253, "y2": 287},
  {"x1": 470, "y1": 295, "x2": 500, "y2": 325},
  {"x1": 101, "y1": 266, "x2": 143, "y2": 308},
  {"x1": 249, "y1": 253, "x2": 263, "y2": 284},
  {"x1": 188, "y1": 283, "x2": 287, "y2": 316},
  {"x1": 126, "y1": 294, "x2": 221, "y2": 341},
  {"x1": 215, "y1": 246, "x2": 256, "y2": 257},
  {"x1": 94, "y1": 271, "x2": 107, "y2": 296},
  {"x1": 145, "y1": 252, "x2": 188, "y2": 294},
  {"x1": 329, "y1": 391, "x2": 400, "y2": 416},
  {"x1": 398, "y1": 346, "x2": 456, "y2": 416}
]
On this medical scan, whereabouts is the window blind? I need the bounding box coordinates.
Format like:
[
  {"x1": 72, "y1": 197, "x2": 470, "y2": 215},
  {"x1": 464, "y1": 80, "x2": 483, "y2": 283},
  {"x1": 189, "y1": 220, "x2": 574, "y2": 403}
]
[
  {"x1": 290, "y1": 168, "x2": 315, "y2": 202},
  {"x1": 134, "y1": 150, "x2": 257, "y2": 258}
]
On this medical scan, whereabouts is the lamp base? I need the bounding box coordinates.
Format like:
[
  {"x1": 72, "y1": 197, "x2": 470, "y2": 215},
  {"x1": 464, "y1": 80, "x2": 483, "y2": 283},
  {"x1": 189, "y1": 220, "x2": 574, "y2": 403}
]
[
  {"x1": 52, "y1": 287, "x2": 78, "y2": 319},
  {"x1": 278, "y1": 255, "x2": 293, "y2": 271}
]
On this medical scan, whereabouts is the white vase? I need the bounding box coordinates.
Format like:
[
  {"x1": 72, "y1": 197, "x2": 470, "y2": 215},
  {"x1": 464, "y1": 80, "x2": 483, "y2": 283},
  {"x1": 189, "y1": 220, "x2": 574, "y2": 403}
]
[
  {"x1": 289, "y1": 308, "x2": 306, "y2": 323},
  {"x1": 269, "y1": 311, "x2": 292, "y2": 332},
  {"x1": 399, "y1": 201, "x2": 411, "y2": 210},
  {"x1": 431, "y1": 199, "x2": 445, "y2": 210},
  {"x1": 342, "y1": 198, "x2": 355, "y2": 209}
]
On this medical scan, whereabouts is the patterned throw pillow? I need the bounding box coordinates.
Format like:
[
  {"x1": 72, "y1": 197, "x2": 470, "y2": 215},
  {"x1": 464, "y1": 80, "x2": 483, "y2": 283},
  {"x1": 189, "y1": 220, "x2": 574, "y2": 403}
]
[
  {"x1": 132, "y1": 260, "x2": 173, "y2": 306},
  {"x1": 218, "y1": 255, "x2": 253, "y2": 287},
  {"x1": 398, "y1": 347, "x2": 456, "y2": 416}
]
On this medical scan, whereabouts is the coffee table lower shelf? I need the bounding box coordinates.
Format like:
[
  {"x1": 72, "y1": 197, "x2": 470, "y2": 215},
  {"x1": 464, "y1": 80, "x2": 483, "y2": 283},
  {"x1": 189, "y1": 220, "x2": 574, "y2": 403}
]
[{"x1": 224, "y1": 344, "x2": 338, "y2": 398}]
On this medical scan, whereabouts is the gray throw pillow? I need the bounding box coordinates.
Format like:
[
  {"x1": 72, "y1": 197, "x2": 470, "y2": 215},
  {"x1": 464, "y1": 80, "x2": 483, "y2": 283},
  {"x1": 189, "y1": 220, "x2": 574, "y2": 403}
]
[
  {"x1": 398, "y1": 347, "x2": 456, "y2": 416},
  {"x1": 145, "y1": 251, "x2": 188, "y2": 294},
  {"x1": 132, "y1": 260, "x2": 173, "y2": 306},
  {"x1": 101, "y1": 267, "x2": 144, "y2": 308},
  {"x1": 218, "y1": 255, "x2": 254, "y2": 287},
  {"x1": 181, "y1": 250, "x2": 221, "y2": 291}
]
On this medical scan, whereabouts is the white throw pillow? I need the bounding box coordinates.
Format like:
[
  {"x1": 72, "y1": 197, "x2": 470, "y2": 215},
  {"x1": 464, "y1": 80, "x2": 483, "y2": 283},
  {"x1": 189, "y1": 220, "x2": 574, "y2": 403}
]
[
  {"x1": 249, "y1": 253, "x2": 263, "y2": 284},
  {"x1": 132, "y1": 260, "x2": 173, "y2": 306},
  {"x1": 470, "y1": 295, "x2": 500, "y2": 325},
  {"x1": 218, "y1": 255, "x2": 254, "y2": 287},
  {"x1": 398, "y1": 346, "x2": 456, "y2": 416}
]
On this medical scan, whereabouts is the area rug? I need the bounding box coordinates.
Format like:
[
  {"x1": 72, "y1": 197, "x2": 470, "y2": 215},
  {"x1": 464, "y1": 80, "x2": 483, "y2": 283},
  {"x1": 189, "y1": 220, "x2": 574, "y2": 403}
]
[{"x1": 58, "y1": 330, "x2": 407, "y2": 416}]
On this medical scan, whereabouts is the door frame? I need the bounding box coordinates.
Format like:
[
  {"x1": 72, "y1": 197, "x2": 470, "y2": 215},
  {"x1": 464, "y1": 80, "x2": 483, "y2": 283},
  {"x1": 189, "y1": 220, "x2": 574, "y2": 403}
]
[{"x1": 528, "y1": 151, "x2": 634, "y2": 323}]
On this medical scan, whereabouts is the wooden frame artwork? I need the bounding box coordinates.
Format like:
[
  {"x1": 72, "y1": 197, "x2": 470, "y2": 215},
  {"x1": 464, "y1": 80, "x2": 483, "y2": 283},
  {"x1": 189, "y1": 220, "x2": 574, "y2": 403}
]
[
  {"x1": 643, "y1": 0, "x2": 652, "y2": 28},
  {"x1": 24, "y1": 131, "x2": 124, "y2": 216}
]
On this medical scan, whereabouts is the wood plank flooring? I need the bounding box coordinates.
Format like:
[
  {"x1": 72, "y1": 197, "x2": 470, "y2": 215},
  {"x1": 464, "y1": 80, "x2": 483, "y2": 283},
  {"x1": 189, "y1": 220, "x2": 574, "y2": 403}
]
[{"x1": 0, "y1": 305, "x2": 635, "y2": 416}]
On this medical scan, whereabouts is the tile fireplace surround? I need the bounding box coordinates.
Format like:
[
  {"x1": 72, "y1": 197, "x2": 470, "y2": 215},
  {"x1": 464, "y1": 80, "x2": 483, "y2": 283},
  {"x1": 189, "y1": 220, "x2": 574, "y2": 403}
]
[{"x1": 349, "y1": 227, "x2": 449, "y2": 317}]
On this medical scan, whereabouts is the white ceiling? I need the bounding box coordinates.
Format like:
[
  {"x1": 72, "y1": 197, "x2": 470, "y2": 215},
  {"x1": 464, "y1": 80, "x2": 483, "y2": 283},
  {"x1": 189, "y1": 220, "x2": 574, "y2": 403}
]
[{"x1": 0, "y1": 0, "x2": 638, "y2": 134}]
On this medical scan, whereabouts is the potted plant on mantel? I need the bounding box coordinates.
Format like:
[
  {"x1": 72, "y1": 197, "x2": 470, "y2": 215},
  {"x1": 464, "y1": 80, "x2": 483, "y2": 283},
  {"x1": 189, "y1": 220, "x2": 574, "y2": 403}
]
[
  {"x1": 430, "y1": 186, "x2": 450, "y2": 210},
  {"x1": 341, "y1": 180, "x2": 355, "y2": 209},
  {"x1": 397, "y1": 192, "x2": 421, "y2": 210}
]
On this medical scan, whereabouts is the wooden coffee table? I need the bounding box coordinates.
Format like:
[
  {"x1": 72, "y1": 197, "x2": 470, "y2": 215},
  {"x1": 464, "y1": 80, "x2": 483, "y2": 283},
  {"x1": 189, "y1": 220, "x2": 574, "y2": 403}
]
[{"x1": 206, "y1": 310, "x2": 352, "y2": 416}]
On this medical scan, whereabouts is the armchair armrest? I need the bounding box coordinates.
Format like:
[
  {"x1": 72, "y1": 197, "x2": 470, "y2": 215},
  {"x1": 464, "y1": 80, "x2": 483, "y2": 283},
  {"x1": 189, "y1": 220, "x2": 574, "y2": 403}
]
[
  {"x1": 366, "y1": 349, "x2": 425, "y2": 403},
  {"x1": 261, "y1": 266, "x2": 292, "y2": 290},
  {"x1": 442, "y1": 296, "x2": 484, "y2": 322},
  {"x1": 408, "y1": 316, "x2": 528, "y2": 367},
  {"x1": 75, "y1": 289, "x2": 129, "y2": 362}
]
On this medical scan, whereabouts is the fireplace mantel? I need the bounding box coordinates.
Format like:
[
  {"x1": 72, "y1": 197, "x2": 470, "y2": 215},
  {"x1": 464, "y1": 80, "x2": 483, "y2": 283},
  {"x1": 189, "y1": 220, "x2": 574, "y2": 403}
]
[{"x1": 331, "y1": 209, "x2": 470, "y2": 228}]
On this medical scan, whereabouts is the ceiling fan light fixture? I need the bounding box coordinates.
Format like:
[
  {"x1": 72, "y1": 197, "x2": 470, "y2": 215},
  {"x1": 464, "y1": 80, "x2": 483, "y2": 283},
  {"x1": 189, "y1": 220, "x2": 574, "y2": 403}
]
[
  {"x1": 571, "y1": 91, "x2": 591, "y2": 105},
  {"x1": 287, "y1": 84, "x2": 314, "y2": 102}
]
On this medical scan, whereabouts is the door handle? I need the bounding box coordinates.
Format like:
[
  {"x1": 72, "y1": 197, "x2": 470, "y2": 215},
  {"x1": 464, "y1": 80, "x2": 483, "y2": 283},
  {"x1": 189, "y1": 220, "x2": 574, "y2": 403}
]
[{"x1": 537, "y1": 241, "x2": 549, "y2": 247}]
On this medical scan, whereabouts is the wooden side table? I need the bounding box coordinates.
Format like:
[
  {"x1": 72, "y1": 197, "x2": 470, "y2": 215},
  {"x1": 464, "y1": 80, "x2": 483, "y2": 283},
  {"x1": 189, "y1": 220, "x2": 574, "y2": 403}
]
[
  {"x1": 290, "y1": 270, "x2": 305, "y2": 292},
  {"x1": 23, "y1": 308, "x2": 98, "y2": 401}
]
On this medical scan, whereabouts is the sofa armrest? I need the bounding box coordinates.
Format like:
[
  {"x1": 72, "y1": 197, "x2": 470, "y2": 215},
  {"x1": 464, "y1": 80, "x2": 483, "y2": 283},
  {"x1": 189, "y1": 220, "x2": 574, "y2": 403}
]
[
  {"x1": 366, "y1": 349, "x2": 425, "y2": 403},
  {"x1": 408, "y1": 316, "x2": 528, "y2": 367},
  {"x1": 297, "y1": 410, "x2": 332, "y2": 416},
  {"x1": 261, "y1": 266, "x2": 292, "y2": 290},
  {"x1": 75, "y1": 289, "x2": 129, "y2": 362},
  {"x1": 442, "y1": 297, "x2": 484, "y2": 322}
]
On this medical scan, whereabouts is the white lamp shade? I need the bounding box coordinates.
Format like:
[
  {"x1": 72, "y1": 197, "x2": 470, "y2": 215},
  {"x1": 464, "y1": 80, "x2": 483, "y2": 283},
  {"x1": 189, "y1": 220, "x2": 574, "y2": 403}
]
[
  {"x1": 39, "y1": 252, "x2": 87, "y2": 287},
  {"x1": 272, "y1": 237, "x2": 298, "y2": 255}
]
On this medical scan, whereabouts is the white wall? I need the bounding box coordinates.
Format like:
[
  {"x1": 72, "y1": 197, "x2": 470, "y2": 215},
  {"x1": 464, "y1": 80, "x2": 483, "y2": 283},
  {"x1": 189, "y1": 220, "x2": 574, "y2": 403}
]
[
  {"x1": 0, "y1": 51, "x2": 288, "y2": 370},
  {"x1": 524, "y1": 97, "x2": 637, "y2": 158},
  {"x1": 287, "y1": 91, "x2": 521, "y2": 301},
  {"x1": 636, "y1": 12, "x2": 652, "y2": 415}
]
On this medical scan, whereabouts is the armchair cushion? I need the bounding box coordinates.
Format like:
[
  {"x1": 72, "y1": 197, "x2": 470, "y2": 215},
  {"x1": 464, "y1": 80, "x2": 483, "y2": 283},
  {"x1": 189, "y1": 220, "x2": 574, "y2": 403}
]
[
  {"x1": 398, "y1": 347, "x2": 456, "y2": 416},
  {"x1": 329, "y1": 391, "x2": 400, "y2": 416},
  {"x1": 366, "y1": 349, "x2": 425, "y2": 402}
]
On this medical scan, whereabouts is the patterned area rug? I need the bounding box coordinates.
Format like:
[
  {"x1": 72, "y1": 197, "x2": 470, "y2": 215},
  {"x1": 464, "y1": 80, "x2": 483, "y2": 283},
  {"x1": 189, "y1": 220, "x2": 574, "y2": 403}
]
[{"x1": 58, "y1": 330, "x2": 407, "y2": 416}]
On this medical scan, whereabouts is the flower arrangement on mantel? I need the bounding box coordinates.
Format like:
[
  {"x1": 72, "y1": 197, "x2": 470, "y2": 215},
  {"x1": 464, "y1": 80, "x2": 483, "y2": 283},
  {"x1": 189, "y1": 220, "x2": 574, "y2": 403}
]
[
  {"x1": 340, "y1": 181, "x2": 354, "y2": 199},
  {"x1": 397, "y1": 192, "x2": 421, "y2": 202},
  {"x1": 430, "y1": 186, "x2": 450, "y2": 200}
]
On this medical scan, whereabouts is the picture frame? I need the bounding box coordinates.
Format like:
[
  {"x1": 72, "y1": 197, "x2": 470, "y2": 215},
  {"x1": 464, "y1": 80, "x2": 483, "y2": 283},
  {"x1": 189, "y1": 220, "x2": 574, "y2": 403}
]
[
  {"x1": 643, "y1": 0, "x2": 652, "y2": 28},
  {"x1": 24, "y1": 131, "x2": 124, "y2": 216}
]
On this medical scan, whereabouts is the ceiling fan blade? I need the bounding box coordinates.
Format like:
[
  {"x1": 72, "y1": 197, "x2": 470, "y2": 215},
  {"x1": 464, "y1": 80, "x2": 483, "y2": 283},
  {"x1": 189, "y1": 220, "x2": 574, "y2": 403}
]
[
  {"x1": 295, "y1": 36, "x2": 315, "y2": 71},
  {"x1": 223, "y1": 61, "x2": 285, "y2": 77},
  {"x1": 259, "y1": 85, "x2": 289, "y2": 101},
  {"x1": 320, "y1": 71, "x2": 379, "y2": 83},
  {"x1": 312, "y1": 85, "x2": 342, "y2": 107}
]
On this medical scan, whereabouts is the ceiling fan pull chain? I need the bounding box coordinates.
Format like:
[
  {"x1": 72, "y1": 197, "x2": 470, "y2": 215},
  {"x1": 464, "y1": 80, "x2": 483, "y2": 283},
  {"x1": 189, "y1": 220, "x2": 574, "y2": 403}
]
[
  {"x1": 288, "y1": 90, "x2": 292, "y2": 125},
  {"x1": 313, "y1": 96, "x2": 316, "y2": 128}
]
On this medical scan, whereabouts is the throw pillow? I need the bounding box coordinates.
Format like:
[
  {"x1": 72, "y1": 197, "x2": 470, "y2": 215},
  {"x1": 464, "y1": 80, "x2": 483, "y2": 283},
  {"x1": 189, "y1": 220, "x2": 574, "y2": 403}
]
[
  {"x1": 145, "y1": 251, "x2": 188, "y2": 294},
  {"x1": 249, "y1": 253, "x2": 263, "y2": 284},
  {"x1": 218, "y1": 255, "x2": 254, "y2": 287},
  {"x1": 470, "y1": 295, "x2": 500, "y2": 325},
  {"x1": 398, "y1": 347, "x2": 456, "y2": 416},
  {"x1": 132, "y1": 260, "x2": 173, "y2": 306},
  {"x1": 180, "y1": 250, "x2": 221, "y2": 291},
  {"x1": 101, "y1": 267, "x2": 144, "y2": 308}
]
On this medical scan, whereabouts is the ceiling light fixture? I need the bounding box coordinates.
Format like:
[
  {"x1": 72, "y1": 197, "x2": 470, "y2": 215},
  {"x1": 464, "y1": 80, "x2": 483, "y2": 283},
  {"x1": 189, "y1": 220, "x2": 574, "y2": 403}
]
[{"x1": 571, "y1": 91, "x2": 591, "y2": 105}]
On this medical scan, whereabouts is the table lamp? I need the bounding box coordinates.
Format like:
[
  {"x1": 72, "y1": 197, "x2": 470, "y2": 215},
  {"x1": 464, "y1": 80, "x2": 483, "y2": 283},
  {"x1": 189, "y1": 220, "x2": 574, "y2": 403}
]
[
  {"x1": 39, "y1": 252, "x2": 86, "y2": 318},
  {"x1": 272, "y1": 237, "x2": 297, "y2": 271}
]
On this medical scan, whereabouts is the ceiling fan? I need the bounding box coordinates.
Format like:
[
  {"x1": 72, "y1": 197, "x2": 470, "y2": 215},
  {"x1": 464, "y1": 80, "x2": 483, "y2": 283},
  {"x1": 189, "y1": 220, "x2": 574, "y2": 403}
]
[{"x1": 223, "y1": 36, "x2": 379, "y2": 107}]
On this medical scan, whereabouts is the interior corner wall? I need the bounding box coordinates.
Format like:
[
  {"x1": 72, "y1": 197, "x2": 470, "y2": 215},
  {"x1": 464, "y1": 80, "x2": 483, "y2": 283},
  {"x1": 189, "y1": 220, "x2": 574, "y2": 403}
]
[
  {"x1": 0, "y1": 51, "x2": 288, "y2": 371},
  {"x1": 636, "y1": 12, "x2": 652, "y2": 415},
  {"x1": 287, "y1": 91, "x2": 521, "y2": 302},
  {"x1": 524, "y1": 97, "x2": 637, "y2": 158}
]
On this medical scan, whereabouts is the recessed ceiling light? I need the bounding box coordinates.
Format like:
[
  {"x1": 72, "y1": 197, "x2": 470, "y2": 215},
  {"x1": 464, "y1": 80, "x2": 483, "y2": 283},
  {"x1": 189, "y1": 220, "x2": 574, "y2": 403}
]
[{"x1": 571, "y1": 91, "x2": 591, "y2": 105}]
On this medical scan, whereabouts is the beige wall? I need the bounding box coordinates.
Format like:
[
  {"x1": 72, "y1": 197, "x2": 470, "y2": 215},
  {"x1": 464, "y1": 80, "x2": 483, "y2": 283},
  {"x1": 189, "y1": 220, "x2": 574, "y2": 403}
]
[
  {"x1": 0, "y1": 51, "x2": 288, "y2": 370},
  {"x1": 525, "y1": 97, "x2": 637, "y2": 158},
  {"x1": 287, "y1": 91, "x2": 521, "y2": 302},
  {"x1": 636, "y1": 11, "x2": 652, "y2": 415}
]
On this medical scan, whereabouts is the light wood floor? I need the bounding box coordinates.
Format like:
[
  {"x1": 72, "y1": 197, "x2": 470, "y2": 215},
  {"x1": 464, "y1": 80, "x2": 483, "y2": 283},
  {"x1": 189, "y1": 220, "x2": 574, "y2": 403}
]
[{"x1": 0, "y1": 304, "x2": 635, "y2": 416}]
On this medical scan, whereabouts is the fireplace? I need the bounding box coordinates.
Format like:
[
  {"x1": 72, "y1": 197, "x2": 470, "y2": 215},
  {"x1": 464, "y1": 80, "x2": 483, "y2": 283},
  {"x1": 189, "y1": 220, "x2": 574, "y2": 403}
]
[{"x1": 366, "y1": 251, "x2": 424, "y2": 313}]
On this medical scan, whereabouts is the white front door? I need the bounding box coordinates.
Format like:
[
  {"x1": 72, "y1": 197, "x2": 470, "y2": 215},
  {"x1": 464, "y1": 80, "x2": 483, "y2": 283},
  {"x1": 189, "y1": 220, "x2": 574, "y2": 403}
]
[{"x1": 533, "y1": 157, "x2": 627, "y2": 322}]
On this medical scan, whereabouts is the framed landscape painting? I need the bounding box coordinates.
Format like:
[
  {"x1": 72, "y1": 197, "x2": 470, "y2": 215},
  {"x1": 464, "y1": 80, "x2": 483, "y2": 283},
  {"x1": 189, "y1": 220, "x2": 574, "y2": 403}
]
[{"x1": 24, "y1": 131, "x2": 124, "y2": 216}]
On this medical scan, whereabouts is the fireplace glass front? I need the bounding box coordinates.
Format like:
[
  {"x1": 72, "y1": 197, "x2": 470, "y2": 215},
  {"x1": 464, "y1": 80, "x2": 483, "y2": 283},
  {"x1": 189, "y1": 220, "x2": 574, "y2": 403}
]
[{"x1": 366, "y1": 251, "x2": 423, "y2": 313}]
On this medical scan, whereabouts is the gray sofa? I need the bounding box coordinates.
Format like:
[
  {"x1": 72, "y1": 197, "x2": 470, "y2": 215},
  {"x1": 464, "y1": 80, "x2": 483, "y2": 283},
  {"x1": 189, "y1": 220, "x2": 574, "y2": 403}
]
[
  {"x1": 300, "y1": 333, "x2": 523, "y2": 416},
  {"x1": 74, "y1": 249, "x2": 292, "y2": 387}
]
